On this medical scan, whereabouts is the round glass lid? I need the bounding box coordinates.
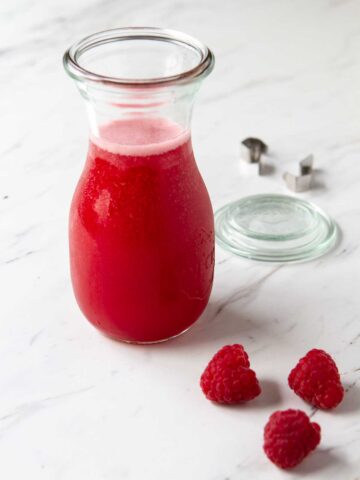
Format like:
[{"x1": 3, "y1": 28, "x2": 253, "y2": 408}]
[{"x1": 215, "y1": 194, "x2": 338, "y2": 263}]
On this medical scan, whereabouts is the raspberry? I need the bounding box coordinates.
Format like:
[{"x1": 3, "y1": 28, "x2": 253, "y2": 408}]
[
  {"x1": 200, "y1": 344, "x2": 260, "y2": 404},
  {"x1": 288, "y1": 349, "x2": 344, "y2": 409},
  {"x1": 263, "y1": 409, "x2": 321, "y2": 469},
  {"x1": 208, "y1": 344, "x2": 250, "y2": 368}
]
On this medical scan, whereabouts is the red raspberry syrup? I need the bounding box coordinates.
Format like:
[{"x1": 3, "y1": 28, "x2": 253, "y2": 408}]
[{"x1": 69, "y1": 118, "x2": 214, "y2": 343}]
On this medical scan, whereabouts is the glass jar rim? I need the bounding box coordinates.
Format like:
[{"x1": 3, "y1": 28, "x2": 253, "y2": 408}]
[{"x1": 63, "y1": 27, "x2": 215, "y2": 87}]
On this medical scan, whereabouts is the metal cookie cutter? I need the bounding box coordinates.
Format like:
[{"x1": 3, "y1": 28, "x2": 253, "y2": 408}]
[
  {"x1": 240, "y1": 137, "x2": 268, "y2": 175},
  {"x1": 283, "y1": 154, "x2": 314, "y2": 192}
]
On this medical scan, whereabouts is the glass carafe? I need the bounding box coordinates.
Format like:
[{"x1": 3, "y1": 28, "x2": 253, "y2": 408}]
[{"x1": 63, "y1": 28, "x2": 215, "y2": 343}]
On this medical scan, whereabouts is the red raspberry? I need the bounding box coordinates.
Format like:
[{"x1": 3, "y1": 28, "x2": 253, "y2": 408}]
[
  {"x1": 200, "y1": 344, "x2": 260, "y2": 404},
  {"x1": 288, "y1": 349, "x2": 344, "y2": 409},
  {"x1": 263, "y1": 409, "x2": 321, "y2": 469}
]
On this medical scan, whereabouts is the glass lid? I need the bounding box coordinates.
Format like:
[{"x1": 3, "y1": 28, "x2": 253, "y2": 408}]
[{"x1": 215, "y1": 194, "x2": 338, "y2": 263}]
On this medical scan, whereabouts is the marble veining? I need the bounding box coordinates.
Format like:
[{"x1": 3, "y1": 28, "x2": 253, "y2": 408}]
[{"x1": 1, "y1": 0, "x2": 360, "y2": 478}]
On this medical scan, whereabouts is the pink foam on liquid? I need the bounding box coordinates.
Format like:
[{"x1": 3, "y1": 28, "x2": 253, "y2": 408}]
[{"x1": 91, "y1": 117, "x2": 190, "y2": 157}]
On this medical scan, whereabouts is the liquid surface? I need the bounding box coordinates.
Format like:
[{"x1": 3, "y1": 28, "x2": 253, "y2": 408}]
[{"x1": 70, "y1": 118, "x2": 214, "y2": 342}]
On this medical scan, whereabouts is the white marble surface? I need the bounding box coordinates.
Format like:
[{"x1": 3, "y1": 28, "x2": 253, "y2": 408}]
[{"x1": 1, "y1": 0, "x2": 360, "y2": 478}]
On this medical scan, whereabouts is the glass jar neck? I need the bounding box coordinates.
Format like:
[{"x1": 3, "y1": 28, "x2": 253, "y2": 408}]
[
  {"x1": 64, "y1": 27, "x2": 214, "y2": 145},
  {"x1": 78, "y1": 81, "x2": 200, "y2": 141}
]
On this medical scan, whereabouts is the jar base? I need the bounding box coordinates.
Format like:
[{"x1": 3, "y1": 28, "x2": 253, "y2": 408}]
[{"x1": 99, "y1": 323, "x2": 195, "y2": 345}]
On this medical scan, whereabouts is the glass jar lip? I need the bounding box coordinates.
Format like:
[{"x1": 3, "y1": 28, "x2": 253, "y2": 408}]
[{"x1": 63, "y1": 27, "x2": 215, "y2": 87}]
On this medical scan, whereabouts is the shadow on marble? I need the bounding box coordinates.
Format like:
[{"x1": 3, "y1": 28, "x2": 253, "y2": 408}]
[
  {"x1": 171, "y1": 303, "x2": 273, "y2": 350},
  {"x1": 292, "y1": 449, "x2": 345, "y2": 476},
  {"x1": 246, "y1": 378, "x2": 282, "y2": 409},
  {"x1": 311, "y1": 179, "x2": 326, "y2": 191},
  {"x1": 333, "y1": 382, "x2": 360, "y2": 415},
  {"x1": 217, "y1": 378, "x2": 282, "y2": 411},
  {"x1": 311, "y1": 168, "x2": 327, "y2": 192},
  {"x1": 260, "y1": 163, "x2": 275, "y2": 176}
]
